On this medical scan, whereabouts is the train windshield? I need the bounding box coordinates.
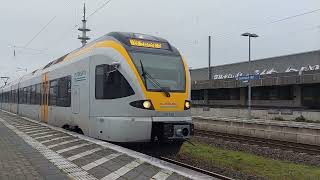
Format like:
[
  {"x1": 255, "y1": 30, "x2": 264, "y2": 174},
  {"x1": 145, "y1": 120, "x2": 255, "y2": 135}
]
[{"x1": 130, "y1": 52, "x2": 186, "y2": 92}]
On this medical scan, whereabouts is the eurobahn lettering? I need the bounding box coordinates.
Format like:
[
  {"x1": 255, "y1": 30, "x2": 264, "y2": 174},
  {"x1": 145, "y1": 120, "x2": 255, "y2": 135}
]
[{"x1": 74, "y1": 71, "x2": 87, "y2": 82}]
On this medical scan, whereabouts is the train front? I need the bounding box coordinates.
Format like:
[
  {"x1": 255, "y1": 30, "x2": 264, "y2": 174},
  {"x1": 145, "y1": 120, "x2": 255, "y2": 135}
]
[{"x1": 96, "y1": 32, "x2": 192, "y2": 143}]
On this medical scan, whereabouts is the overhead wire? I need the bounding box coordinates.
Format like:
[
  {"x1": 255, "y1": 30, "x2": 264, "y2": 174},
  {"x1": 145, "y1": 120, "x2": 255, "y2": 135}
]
[
  {"x1": 24, "y1": 16, "x2": 56, "y2": 47},
  {"x1": 87, "y1": 0, "x2": 113, "y2": 19},
  {"x1": 213, "y1": 8, "x2": 320, "y2": 39}
]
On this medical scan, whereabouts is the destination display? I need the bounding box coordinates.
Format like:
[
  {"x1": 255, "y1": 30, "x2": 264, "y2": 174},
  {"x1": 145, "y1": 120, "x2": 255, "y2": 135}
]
[{"x1": 129, "y1": 39, "x2": 170, "y2": 50}]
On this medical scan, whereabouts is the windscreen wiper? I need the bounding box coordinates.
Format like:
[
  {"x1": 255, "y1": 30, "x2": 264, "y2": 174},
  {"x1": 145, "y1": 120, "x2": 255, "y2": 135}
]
[{"x1": 139, "y1": 60, "x2": 171, "y2": 97}]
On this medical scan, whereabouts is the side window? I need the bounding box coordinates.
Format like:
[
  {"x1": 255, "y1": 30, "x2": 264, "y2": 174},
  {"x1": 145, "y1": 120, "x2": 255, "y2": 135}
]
[
  {"x1": 57, "y1": 76, "x2": 71, "y2": 107},
  {"x1": 9, "y1": 90, "x2": 12, "y2": 103},
  {"x1": 36, "y1": 84, "x2": 41, "y2": 105},
  {"x1": 95, "y1": 64, "x2": 135, "y2": 99},
  {"x1": 23, "y1": 87, "x2": 27, "y2": 104},
  {"x1": 31, "y1": 85, "x2": 36, "y2": 104},
  {"x1": 49, "y1": 80, "x2": 57, "y2": 106},
  {"x1": 12, "y1": 90, "x2": 14, "y2": 104},
  {"x1": 19, "y1": 88, "x2": 23, "y2": 104},
  {"x1": 27, "y1": 86, "x2": 32, "y2": 104}
]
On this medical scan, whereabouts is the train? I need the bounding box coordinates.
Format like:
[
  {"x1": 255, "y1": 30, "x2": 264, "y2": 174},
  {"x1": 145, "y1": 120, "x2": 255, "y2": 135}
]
[{"x1": 0, "y1": 32, "x2": 193, "y2": 143}]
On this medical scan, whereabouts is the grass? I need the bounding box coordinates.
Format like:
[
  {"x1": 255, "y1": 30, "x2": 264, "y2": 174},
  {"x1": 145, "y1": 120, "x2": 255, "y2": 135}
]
[{"x1": 179, "y1": 141, "x2": 320, "y2": 180}]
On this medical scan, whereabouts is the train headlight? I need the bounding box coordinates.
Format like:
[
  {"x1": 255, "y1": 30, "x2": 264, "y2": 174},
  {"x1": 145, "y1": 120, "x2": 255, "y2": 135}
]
[
  {"x1": 143, "y1": 101, "x2": 152, "y2": 109},
  {"x1": 130, "y1": 100, "x2": 154, "y2": 110},
  {"x1": 184, "y1": 100, "x2": 191, "y2": 110}
]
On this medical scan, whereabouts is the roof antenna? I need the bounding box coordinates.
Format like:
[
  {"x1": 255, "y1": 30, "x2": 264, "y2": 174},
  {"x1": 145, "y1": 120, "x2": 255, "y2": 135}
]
[{"x1": 78, "y1": 3, "x2": 91, "y2": 47}]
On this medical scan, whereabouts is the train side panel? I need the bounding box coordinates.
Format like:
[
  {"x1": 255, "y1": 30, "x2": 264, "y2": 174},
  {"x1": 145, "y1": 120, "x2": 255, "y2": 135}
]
[
  {"x1": 18, "y1": 77, "x2": 42, "y2": 121},
  {"x1": 47, "y1": 56, "x2": 90, "y2": 136},
  {"x1": 88, "y1": 48, "x2": 152, "y2": 142}
]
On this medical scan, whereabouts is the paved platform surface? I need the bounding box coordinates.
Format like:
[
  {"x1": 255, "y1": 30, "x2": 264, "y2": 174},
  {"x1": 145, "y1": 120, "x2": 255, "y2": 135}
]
[
  {"x1": 0, "y1": 111, "x2": 214, "y2": 180},
  {"x1": 0, "y1": 117, "x2": 71, "y2": 180}
]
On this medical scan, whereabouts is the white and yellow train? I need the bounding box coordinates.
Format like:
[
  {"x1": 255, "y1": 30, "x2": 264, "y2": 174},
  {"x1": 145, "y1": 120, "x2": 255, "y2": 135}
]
[{"x1": 0, "y1": 32, "x2": 193, "y2": 143}]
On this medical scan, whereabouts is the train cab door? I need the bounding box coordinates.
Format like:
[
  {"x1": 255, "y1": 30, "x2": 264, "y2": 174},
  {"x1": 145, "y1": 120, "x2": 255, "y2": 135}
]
[{"x1": 40, "y1": 73, "x2": 49, "y2": 123}]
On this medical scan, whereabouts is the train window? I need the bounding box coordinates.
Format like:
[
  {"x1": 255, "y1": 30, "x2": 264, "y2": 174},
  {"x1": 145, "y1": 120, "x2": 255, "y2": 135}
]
[
  {"x1": 9, "y1": 90, "x2": 12, "y2": 103},
  {"x1": 19, "y1": 88, "x2": 23, "y2": 104},
  {"x1": 12, "y1": 90, "x2": 14, "y2": 103},
  {"x1": 36, "y1": 84, "x2": 41, "y2": 105},
  {"x1": 49, "y1": 80, "x2": 57, "y2": 106},
  {"x1": 16, "y1": 89, "x2": 18, "y2": 103},
  {"x1": 30, "y1": 85, "x2": 36, "y2": 104},
  {"x1": 6, "y1": 92, "x2": 9, "y2": 103},
  {"x1": 95, "y1": 64, "x2": 135, "y2": 99},
  {"x1": 23, "y1": 87, "x2": 27, "y2": 104},
  {"x1": 57, "y1": 76, "x2": 71, "y2": 107},
  {"x1": 11, "y1": 90, "x2": 14, "y2": 103},
  {"x1": 13, "y1": 90, "x2": 15, "y2": 103},
  {"x1": 26, "y1": 86, "x2": 31, "y2": 104}
]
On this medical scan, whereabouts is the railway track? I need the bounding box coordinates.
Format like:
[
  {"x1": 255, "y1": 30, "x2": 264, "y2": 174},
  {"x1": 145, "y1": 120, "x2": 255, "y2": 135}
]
[
  {"x1": 159, "y1": 157, "x2": 234, "y2": 180},
  {"x1": 195, "y1": 129, "x2": 320, "y2": 155},
  {"x1": 121, "y1": 142, "x2": 234, "y2": 179}
]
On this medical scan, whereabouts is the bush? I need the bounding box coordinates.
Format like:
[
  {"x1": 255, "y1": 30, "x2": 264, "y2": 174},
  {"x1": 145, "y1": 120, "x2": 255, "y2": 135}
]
[
  {"x1": 295, "y1": 115, "x2": 306, "y2": 122},
  {"x1": 273, "y1": 116, "x2": 285, "y2": 121},
  {"x1": 294, "y1": 116, "x2": 319, "y2": 123}
]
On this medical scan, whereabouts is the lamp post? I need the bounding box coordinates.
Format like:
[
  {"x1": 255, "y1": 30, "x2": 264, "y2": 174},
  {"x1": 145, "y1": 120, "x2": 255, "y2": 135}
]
[
  {"x1": 241, "y1": 32, "x2": 258, "y2": 120},
  {"x1": 208, "y1": 35, "x2": 212, "y2": 80}
]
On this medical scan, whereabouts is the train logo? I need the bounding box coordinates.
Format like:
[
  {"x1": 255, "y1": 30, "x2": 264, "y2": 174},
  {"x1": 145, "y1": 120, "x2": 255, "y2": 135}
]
[{"x1": 160, "y1": 102, "x2": 177, "y2": 108}]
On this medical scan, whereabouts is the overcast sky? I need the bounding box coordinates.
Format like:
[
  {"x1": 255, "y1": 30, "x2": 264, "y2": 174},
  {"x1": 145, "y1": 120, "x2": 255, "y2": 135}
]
[{"x1": 0, "y1": 0, "x2": 319, "y2": 85}]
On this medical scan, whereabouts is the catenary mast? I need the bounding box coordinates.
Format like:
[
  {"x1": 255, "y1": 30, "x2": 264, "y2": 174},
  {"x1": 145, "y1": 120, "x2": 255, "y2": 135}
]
[{"x1": 78, "y1": 3, "x2": 91, "y2": 46}]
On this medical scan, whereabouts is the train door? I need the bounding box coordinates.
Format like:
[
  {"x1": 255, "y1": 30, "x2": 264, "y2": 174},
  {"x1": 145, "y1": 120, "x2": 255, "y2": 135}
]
[
  {"x1": 72, "y1": 86, "x2": 80, "y2": 114},
  {"x1": 40, "y1": 73, "x2": 49, "y2": 123}
]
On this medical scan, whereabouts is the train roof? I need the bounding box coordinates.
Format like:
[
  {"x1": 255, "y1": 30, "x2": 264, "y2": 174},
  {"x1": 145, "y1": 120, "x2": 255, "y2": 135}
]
[
  {"x1": 1, "y1": 32, "x2": 176, "y2": 90},
  {"x1": 34, "y1": 32, "x2": 171, "y2": 72}
]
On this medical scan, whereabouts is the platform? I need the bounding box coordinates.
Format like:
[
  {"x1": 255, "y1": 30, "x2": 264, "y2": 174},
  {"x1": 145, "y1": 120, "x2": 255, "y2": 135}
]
[
  {"x1": 193, "y1": 115, "x2": 320, "y2": 146},
  {"x1": 0, "y1": 111, "x2": 214, "y2": 180}
]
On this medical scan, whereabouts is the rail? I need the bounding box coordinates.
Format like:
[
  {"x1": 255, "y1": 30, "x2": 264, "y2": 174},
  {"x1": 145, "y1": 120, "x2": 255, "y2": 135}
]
[{"x1": 159, "y1": 157, "x2": 234, "y2": 180}]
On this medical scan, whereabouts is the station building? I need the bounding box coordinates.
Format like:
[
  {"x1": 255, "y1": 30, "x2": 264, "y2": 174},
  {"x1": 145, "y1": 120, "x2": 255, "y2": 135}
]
[{"x1": 190, "y1": 50, "x2": 320, "y2": 120}]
